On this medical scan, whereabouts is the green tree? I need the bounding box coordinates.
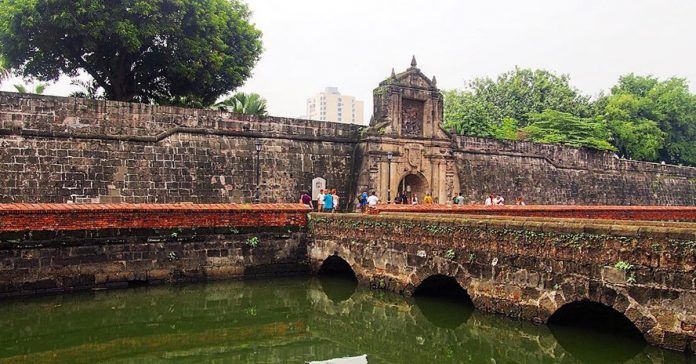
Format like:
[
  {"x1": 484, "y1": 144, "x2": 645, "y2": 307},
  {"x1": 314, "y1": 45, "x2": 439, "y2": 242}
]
[
  {"x1": 69, "y1": 79, "x2": 103, "y2": 100},
  {"x1": 521, "y1": 110, "x2": 615, "y2": 151},
  {"x1": 13, "y1": 83, "x2": 46, "y2": 94},
  {"x1": 215, "y1": 92, "x2": 268, "y2": 116},
  {"x1": 0, "y1": 0, "x2": 263, "y2": 105},
  {"x1": 444, "y1": 67, "x2": 593, "y2": 137},
  {"x1": 603, "y1": 74, "x2": 696, "y2": 166},
  {"x1": 0, "y1": 55, "x2": 10, "y2": 84},
  {"x1": 443, "y1": 89, "x2": 496, "y2": 137}
]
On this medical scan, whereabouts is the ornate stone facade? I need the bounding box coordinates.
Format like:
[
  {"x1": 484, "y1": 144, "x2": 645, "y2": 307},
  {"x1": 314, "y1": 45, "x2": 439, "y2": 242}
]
[{"x1": 356, "y1": 57, "x2": 460, "y2": 204}]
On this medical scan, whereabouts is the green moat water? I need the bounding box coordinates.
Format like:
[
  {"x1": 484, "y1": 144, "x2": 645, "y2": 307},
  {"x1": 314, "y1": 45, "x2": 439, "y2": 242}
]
[{"x1": 0, "y1": 277, "x2": 692, "y2": 364}]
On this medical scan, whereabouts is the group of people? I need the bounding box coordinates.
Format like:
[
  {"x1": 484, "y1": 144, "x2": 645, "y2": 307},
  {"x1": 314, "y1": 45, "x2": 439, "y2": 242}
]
[
  {"x1": 300, "y1": 189, "x2": 527, "y2": 212},
  {"x1": 482, "y1": 194, "x2": 526, "y2": 206},
  {"x1": 356, "y1": 191, "x2": 380, "y2": 211}
]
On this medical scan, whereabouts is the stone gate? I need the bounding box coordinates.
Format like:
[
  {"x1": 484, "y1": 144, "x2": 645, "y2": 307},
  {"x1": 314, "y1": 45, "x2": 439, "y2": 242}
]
[{"x1": 356, "y1": 57, "x2": 460, "y2": 204}]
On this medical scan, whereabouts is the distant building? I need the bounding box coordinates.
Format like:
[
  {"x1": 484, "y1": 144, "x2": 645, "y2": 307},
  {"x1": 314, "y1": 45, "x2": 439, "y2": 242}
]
[{"x1": 306, "y1": 87, "x2": 364, "y2": 124}]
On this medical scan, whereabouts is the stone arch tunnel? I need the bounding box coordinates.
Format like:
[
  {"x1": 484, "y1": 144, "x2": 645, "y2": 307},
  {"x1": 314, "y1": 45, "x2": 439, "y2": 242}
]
[{"x1": 308, "y1": 213, "x2": 696, "y2": 353}]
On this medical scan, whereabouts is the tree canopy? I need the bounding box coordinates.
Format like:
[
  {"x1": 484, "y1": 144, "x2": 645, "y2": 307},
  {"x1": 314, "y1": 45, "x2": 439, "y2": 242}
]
[
  {"x1": 214, "y1": 92, "x2": 267, "y2": 116},
  {"x1": 444, "y1": 68, "x2": 696, "y2": 166},
  {"x1": 602, "y1": 74, "x2": 696, "y2": 165},
  {"x1": 522, "y1": 110, "x2": 615, "y2": 151},
  {"x1": 0, "y1": 0, "x2": 263, "y2": 106}
]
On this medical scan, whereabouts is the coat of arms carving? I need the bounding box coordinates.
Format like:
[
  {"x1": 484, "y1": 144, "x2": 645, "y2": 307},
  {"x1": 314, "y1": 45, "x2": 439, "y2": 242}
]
[{"x1": 405, "y1": 145, "x2": 422, "y2": 169}]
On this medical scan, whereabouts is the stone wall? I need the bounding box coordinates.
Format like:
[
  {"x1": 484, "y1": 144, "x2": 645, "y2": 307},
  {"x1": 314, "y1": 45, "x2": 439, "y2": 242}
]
[
  {"x1": 454, "y1": 136, "x2": 696, "y2": 205},
  {"x1": 0, "y1": 92, "x2": 360, "y2": 206},
  {"x1": 0, "y1": 204, "x2": 310, "y2": 297},
  {"x1": 308, "y1": 213, "x2": 696, "y2": 352},
  {"x1": 1, "y1": 92, "x2": 696, "y2": 206}
]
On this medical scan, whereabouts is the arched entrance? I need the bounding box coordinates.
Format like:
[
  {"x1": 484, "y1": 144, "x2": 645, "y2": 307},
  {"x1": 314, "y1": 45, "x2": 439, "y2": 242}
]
[
  {"x1": 548, "y1": 300, "x2": 645, "y2": 363},
  {"x1": 412, "y1": 275, "x2": 473, "y2": 329},
  {"x1": 317, "y1": 255, "x2": 357, "y2": 303},
  {"x1": 397, "y1": 173, "x2": 429, "y2": 203}
]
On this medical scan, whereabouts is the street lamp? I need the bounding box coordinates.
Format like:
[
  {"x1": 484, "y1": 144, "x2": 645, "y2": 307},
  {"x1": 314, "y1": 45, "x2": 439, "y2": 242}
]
[
  {"x1": 255, "y1": 140, "x2": 262, "y2": 203},
  {"x1": 387, "y1": 151, "x2": 393, "y2": 204}
]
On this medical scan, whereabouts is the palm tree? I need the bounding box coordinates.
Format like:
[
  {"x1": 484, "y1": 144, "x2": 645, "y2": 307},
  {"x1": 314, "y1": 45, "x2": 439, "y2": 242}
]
[
  {"x1": 214, "y1": 92, "x2": 268, "y2": 116},
  {"x1": 69, "y1": 79, "x2": 102, "y2": 99},
  {"x1": 13, "y1": 83, "x2": 47, "y2": 94}
]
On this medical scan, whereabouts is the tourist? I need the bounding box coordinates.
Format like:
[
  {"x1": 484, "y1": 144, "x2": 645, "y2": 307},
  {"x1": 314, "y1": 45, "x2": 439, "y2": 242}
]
[
  {"x1": 455, "y1": 192, "x2": 465, "y2": 205},
  {"x1": 515, "y1": 197, "x2": 526, "y2": 206},
  {"x1": 484, "y1": 194, "x2": 494, "y2": 206},
  {"x1": 494, "y1": 194, "x2": 505, "y2": 205},
  {"x1": 332, "y1": 189, "x2": 339, "y2": 212},
  {"x1": 411, "y1": 194, "x2": 419, "y2": 205},
  {"x1": 359, "y1": 191, "x2": 368, "y2": 212},
  {"x1": 317, "y1": 189, "x2": 325, "y2": 212},
  {"x1": 323, "y1": 190, "x2": 334, "y2": 212},
  {"x1": 300, "y1": 191, "x2": 313, "y2": 210},
  {"x1": 423, "y1": 193, "x2": 433, "y2": 205},
  {"x1": 367, "y1": 191, "x2": 379, "y2": 207}
]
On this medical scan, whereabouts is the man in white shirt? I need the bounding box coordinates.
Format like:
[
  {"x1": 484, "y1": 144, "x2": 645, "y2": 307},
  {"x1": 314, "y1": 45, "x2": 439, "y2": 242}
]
[
  {"x1": 494, "y1": 195, "x2": 505, "y2": 205},
  {"x1": 484, "y1": 194, "x2": 494, "y2": 206},
  {"x1": 317, "y1": 189, "x2": 325, "y2": 212},
  {"x1": 367, "y1": 191, "x2": 379, "y2": 207}
]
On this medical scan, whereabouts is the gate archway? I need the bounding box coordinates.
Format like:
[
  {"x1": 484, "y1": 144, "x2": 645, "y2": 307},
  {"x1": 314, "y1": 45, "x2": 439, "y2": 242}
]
[{"x1": 397, "y1": 173, "x2": 429, "y2": 203}]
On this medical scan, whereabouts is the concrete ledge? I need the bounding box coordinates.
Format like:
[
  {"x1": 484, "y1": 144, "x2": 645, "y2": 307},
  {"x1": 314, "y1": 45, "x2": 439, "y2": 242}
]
[{"x1": 369, "y1": 204, "x2": 696, "y2": 221}]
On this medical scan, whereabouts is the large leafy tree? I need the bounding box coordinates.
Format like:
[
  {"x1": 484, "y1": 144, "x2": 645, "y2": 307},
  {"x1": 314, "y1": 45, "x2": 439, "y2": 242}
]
[
  {"x1": 603, "y1": 74, "x2": 696, "y2": 165},
  {"x1": 214, "y1": 92, "x2": 267, "y2": 116},
  {"x1": 444, "y1": 67, "x2": 593, "y2": 137},
  {"x1": 521, "y1": 110, "x2": 615, "y2": 151},
  {"x1": 0, "y1": 0, "x2": 263, "y2": 105}
]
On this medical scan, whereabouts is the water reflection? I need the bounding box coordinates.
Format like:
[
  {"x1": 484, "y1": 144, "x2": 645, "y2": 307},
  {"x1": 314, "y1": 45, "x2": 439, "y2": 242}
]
[
  {"x1": 412, "y1": 295, "x2": 473, "y2": 329},
  {"x1": 549, "y1": 325, "x2": 645, "y2": 364},
  {"x1": 0, "y1": 277, "x2": 690, "y2": 364},
  {"x1": 319, "y1": 275, "x2": 357, "y2": 303}
]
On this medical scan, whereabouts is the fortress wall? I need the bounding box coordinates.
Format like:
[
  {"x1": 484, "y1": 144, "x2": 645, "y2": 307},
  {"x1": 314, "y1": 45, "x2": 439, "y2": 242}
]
[
  {"x1": 0, "y1": 92, "x2": 360, "y2": 204},
  {"x1": 454, "y1": 136, "x2": 696, "y2": 205}
]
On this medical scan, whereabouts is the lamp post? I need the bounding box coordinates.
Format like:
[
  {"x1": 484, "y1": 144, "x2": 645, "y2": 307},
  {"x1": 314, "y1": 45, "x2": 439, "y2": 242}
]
[
  {"x1": 387, "y1": 151, "x2": 393, "y2": 204},
  {"x1": 255, "y1": 140, "x2": 262, "y2": 203}
]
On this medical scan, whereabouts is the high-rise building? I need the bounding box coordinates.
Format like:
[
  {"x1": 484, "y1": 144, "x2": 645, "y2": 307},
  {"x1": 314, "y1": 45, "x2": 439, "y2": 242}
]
[{"x1": 306, "y1": 87, "x2": 364, "y2": 124}]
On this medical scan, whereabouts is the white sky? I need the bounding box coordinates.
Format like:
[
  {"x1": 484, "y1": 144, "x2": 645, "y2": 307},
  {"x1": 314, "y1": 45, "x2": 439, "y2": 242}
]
[{"x1": 2, "y1": 0, "x2": 695, "y2": 122}]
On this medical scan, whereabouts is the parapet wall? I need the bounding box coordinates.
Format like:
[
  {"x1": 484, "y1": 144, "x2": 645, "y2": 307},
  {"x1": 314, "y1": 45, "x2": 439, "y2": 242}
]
[
  {"x1": 0, "y1": 92, "x2": 360, "y2": 205},
  {"x1": 369, "y1": 204, "x2": 696, "y2": 221},
  {"x1": 454, "y1": 136, "x2": 696, "y2": 205},
  {"x1": 0, "y1": 204, "x2": 311, "y2": 297}
]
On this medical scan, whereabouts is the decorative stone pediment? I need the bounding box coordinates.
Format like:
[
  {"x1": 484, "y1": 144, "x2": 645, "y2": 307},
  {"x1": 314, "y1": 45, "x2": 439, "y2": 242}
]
[
  {"x1": 379, "y1": 56, "x2": 438, "y2": 91},
  {"x1": 369, "y1": 56, "x2": 448, "y2": 140}
]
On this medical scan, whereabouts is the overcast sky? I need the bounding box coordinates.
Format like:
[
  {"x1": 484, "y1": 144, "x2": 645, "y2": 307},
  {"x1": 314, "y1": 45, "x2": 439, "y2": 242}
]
[{"x1": 2, "y1": 0, "x2": 695, "y2": 121}]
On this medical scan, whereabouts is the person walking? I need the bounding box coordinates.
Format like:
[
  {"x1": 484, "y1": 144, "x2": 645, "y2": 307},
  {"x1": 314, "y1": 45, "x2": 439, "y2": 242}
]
[
  {"x1": 359, "y1": 191, "x2": 368, "y2": 212},
  {"x1": 317, "y1": 189, "x2": 325, "y2": 212},
  {"x1": 423, "y1": 193, "x2": 433, "y2": 205},
  {"x1": 323, "y1": 190, "x2": 334, "y2": 212},
  {"x1": 411, "y1": 194, "x2": 419, "y2": 205},
  {"x1": 485, "y1": 194, "x2": 494, "y2": 206},
  {"x1": 456, "y1": 193, "x2": 465, "y2": 205},
  {"x1": 300, "y1": 191, "x2": 313, "y2": 210},
  {"x1": 332, "y1": 189, "x2": 339, "y2": 213},
  {"x1": 367, "y1": 191, "x2": 379, "y2": 208}
]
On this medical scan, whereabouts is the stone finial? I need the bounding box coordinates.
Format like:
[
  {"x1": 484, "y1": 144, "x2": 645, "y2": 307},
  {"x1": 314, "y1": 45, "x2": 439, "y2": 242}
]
[
  {"x1": 432, "y1": 75, "x2": 437, "y2": 86},
  {"x1": 410, "y1": 55, "x2": 417, "y2": 68},
  {"x1": 391, "y1": 68, "x2": 396, "y2": 78}
]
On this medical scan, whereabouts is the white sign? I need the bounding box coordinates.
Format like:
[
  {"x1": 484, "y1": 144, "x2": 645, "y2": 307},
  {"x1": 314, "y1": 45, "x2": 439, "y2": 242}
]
[{"x1": 312, "y1": 177, "x2": 326, "y2": 200}]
